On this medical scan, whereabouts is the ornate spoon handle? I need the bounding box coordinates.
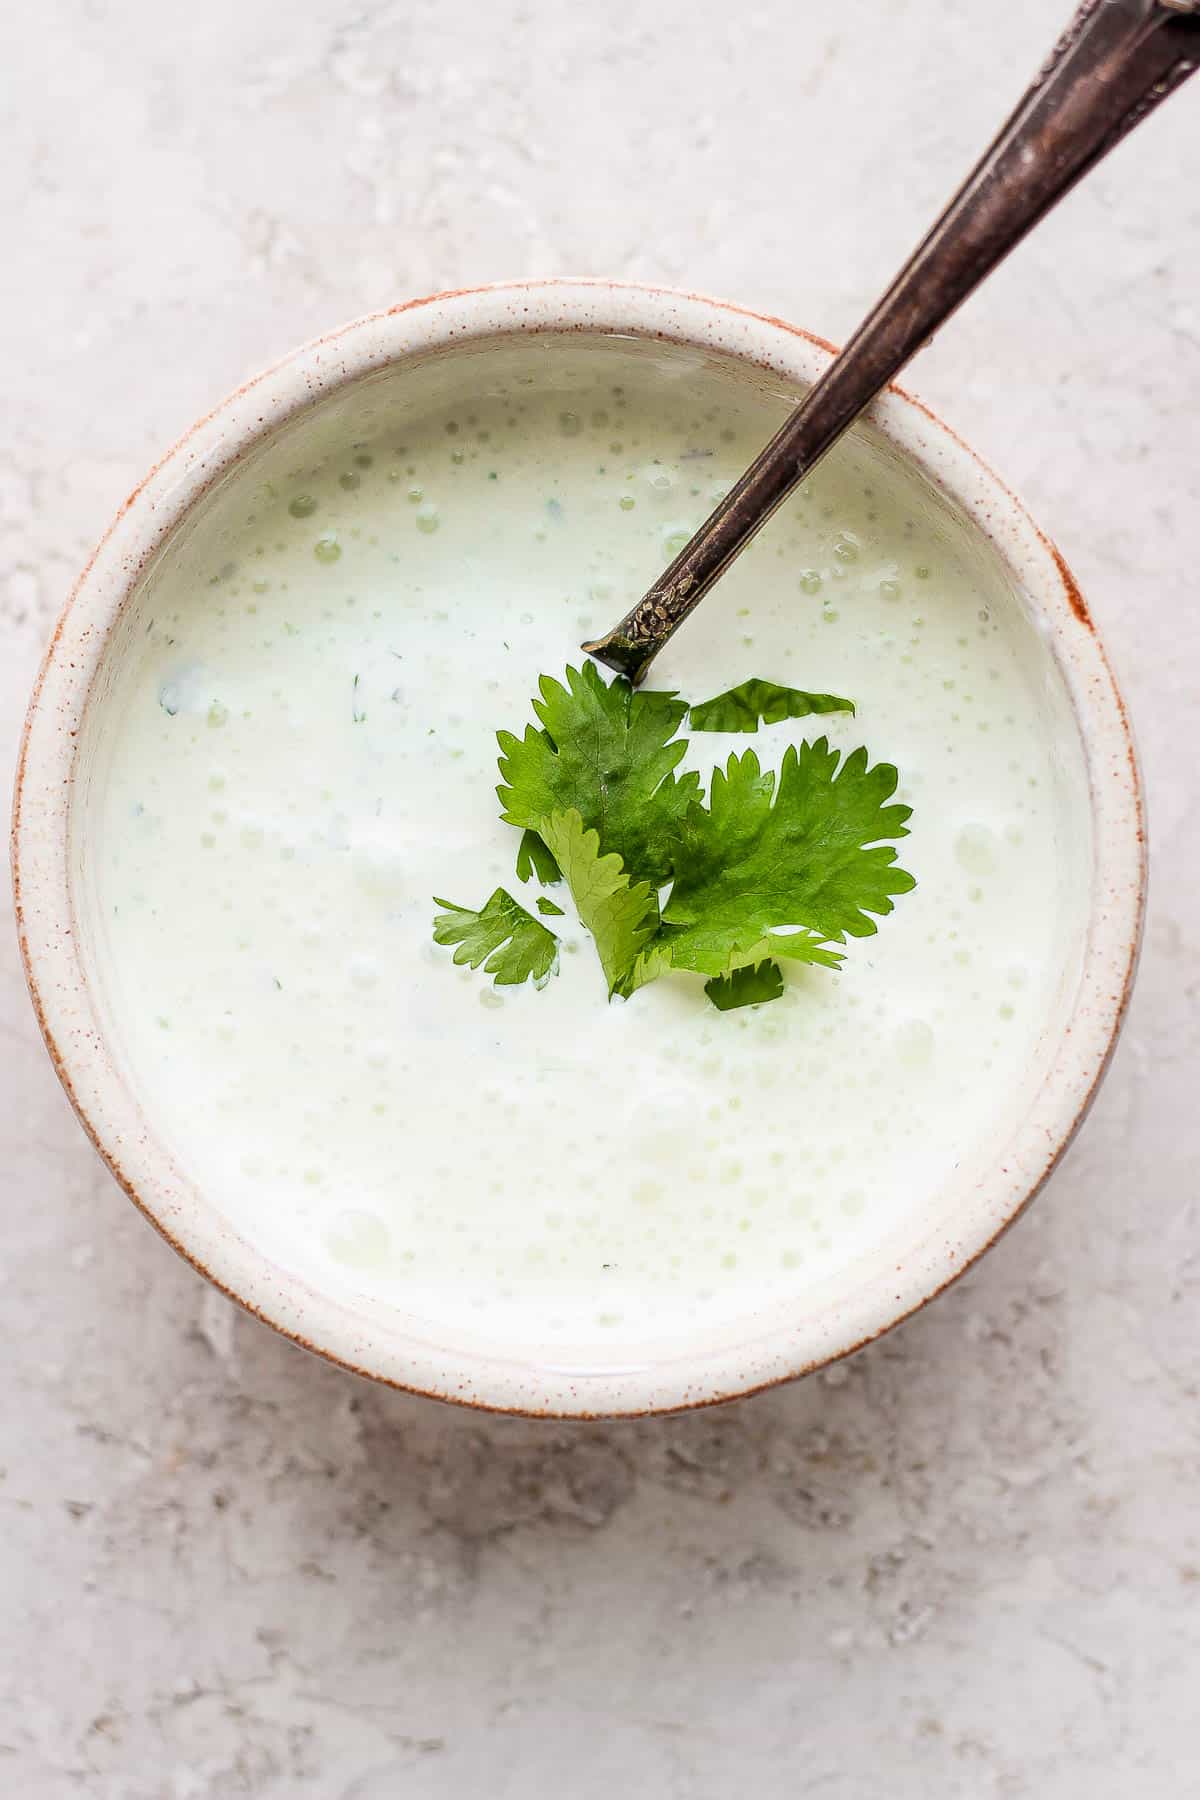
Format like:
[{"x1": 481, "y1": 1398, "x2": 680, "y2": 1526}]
[{"x1": 584, "y1": 0, "x2": 1200, "y2": 684}]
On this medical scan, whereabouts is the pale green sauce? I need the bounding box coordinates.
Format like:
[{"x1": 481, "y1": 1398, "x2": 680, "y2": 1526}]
[{"x1": 82, "y1": 343, "x2": 1087, "y2": 1347}]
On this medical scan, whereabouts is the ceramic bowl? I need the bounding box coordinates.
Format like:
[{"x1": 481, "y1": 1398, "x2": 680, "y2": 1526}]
[{"x1": 11, "y1": 280, "x2": 1145, "y2": 1415}]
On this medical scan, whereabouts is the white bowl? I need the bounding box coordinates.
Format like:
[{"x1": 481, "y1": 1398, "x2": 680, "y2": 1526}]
[{"x1": 11, "y1": 280, "x2": 1145, "y2": 1416}]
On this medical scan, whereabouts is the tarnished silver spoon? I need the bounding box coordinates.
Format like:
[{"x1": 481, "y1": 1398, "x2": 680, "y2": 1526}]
[{"x1": 584, "y1": 0, "x2": 1199, "y2": 685}]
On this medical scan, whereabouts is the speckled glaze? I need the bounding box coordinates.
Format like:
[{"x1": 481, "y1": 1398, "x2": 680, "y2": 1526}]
[{"x1": 10, "y1": 280, "x2": 1145, "y2": 1418}]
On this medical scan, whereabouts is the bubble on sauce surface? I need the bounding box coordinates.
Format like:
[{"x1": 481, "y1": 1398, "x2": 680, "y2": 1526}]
[
  {"x1": 350, "y1": 823, "x2": 406, "y2": 896},
  {"x1": 955, "y1": 824, "x2": 999, "y2": 876},
  {"x1": 157, "y1": 660, "x2": 213, "y2": 718},
  {"x1": 894, "y1": 1019, "x2": 935, "y2": 1067},
  {"x1": 327, "y1": 1209, "x2": 391, "y2": 1270},
  {"x1": 348, "y1": 954, "x2": 380, "y2": 989}
]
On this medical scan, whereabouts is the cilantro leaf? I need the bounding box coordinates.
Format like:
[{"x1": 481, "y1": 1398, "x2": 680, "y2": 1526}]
[
  {"x1": 515, "y1": 827, "x2": 562, "y2": 886},
  {"x1": 497, "y1": 664, "x2": 701, "y2": 883},
  {"x1": 704, "y1": 961, "x2": 785, "y2": 1011},
  {"x1": 433, "y1": 666, "x2": 916, "y2": 1013},
  {"x1": 538, "y1": 809, "x2": 665, "y2": 998},
  {"x1": 432, "y1": 889, "x2": 559, "y2": 987},
  {"x1": 657, "y1": 738, "x2": 915, "y2": 976},
  {"x1": 757, "y1": 927, "x2": 844, "y2": 970},
  {"x1": 689, "y1": 678, "x2": 855, "y2": 733}
]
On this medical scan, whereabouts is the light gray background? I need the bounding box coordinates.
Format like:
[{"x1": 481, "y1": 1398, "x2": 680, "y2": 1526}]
[{"x1": 4, "y1": 4, "x2": 1198, "y2": 1795}]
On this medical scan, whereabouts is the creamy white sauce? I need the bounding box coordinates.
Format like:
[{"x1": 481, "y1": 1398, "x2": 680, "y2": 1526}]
[{"x1": 80, "y1": 342, "x2": 1087, "y2": 1346}]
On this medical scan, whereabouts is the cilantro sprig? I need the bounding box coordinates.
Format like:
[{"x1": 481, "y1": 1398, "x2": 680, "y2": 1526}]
[
  {"x1": 657, "y1": 741, "x2": 914, "y2": 976},
  {"x1": 432, "y1": 889, "x2": 559, "y2": 987},
  {"x1": 538, "y1": 809, "x2": 665, "y2": 998},
  {"x1": 432, "y1": 666, "x2": 915, "y2": 1012},
  {"x1": 498, "y1": 664, "x2": 701, "y2": 885}
]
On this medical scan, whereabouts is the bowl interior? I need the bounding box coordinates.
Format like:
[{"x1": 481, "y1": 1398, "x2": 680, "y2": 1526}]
[{"x1": 22, "y1": 299, "x2": 1122, "y2": 1415}]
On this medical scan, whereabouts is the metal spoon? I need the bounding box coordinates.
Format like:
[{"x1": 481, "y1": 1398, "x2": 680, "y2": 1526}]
[{"x1": 584, "y1": 0, "x2": 1199, "y2": 685}]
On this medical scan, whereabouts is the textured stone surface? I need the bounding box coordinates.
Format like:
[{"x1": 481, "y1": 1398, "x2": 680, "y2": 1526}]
[{"x1": 4, "y1": 3, "x2": 1198, "y2": 1795}]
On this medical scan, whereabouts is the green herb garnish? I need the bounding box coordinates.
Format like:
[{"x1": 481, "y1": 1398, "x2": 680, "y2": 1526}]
[
  {"x1": 498, "y1": 663, "x2": 700, "y2": 884},
  {"x1": 688, "y1": 677, "x2": 854, "y2": 733},
  {"x1": 515, "y1": 826, "x2": 562, "y2": 886},
  {"x1": 434, "y1": 665, "x2": 914, "y2": 1012},
  {"x1": 431, "y1": 889, "x2": 559, "y2": 988},
  {"x1": 655, "y1": 742, "x2": 913, "y2": 976},
  {"x1": 704, "y1": 961, "x2": 785, "y2": 1012},
  {"x1": 538, "y1": 810, "x2": 665, "y2": 998}
]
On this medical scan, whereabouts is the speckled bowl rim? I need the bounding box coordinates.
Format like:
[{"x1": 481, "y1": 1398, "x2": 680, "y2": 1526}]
[{"x1": 11, "y1": 278, "x2": 1145, "y2": 1417}]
